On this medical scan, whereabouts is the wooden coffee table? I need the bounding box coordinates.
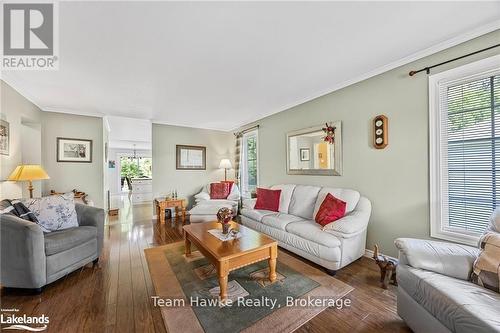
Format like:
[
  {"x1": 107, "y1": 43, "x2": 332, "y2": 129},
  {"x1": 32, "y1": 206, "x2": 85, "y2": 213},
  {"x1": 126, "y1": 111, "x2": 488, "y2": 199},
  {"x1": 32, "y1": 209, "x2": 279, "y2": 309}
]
[{"x1": 183, "y1": 221, "x2": 278, "y2": 301}]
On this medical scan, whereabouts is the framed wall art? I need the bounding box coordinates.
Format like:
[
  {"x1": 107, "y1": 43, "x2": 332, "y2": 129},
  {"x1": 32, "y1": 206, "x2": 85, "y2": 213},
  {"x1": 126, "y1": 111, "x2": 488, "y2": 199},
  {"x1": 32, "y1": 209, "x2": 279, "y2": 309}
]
[
  {"x1": 0, "y1": 120, "x2": 9, "y2": 156},
  {"x1": 176, "y1": 145, "x2": 206, "y2": 170},
  {"x1": 57, "y1": 137, "x2": 93, "y2": 163},
  {"x1": 300, "y1": 148, "x2": 310, "y2": 161}
]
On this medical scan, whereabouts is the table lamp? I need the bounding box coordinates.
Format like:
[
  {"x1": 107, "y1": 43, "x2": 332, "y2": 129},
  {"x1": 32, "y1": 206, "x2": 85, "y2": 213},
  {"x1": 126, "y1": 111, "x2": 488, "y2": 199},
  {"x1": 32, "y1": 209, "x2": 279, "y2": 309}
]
[
  {"x1": 8, "y1": 164, "x2": 50, "y2": 198},
  {"x1": 219, "y1": 159, "x2": 232, "y2": 181}
]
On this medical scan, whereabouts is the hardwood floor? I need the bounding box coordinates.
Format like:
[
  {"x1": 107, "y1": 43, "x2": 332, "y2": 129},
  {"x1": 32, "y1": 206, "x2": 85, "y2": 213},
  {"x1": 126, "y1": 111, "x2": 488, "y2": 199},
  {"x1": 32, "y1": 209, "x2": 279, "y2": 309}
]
[{"x1": 1, "y1": 197, "x2": 410, "y2": 333}]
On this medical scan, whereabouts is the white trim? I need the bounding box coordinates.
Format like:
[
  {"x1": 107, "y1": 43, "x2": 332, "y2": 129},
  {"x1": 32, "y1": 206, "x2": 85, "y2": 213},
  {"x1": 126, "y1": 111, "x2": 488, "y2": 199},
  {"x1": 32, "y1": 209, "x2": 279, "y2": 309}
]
[
  {"x1": 364, "y1": 249, "x2": 397, "y2": 262},
  {"x1": 428, "y1": 54, "x2": 500, "y2": 246},
  {"x1": 228, "y1": 19, "x2": 500, "y2": 131},
  {"x1": 240, "y1": 129, "x2": 259, "y2": 197},
  {"x1": 151, "y1": 119, "x2": 232, "y2": 132},
  {"x1": 3, "y1": 20, "x2": 500, "y2": 132},
  {"x1": 1, "y1": 73, "x2": 44, "y2": 110}
]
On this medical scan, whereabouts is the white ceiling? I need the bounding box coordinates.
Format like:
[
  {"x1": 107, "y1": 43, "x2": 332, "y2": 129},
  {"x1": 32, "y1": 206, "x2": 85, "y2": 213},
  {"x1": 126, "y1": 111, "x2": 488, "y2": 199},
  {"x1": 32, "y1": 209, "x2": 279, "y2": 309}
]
[
  {"x1": 106, "y1": 116, "x2": 152, "y2": 150},
  {"x1": 3, "y1": 2, "x2": 500, "y2": 131}
]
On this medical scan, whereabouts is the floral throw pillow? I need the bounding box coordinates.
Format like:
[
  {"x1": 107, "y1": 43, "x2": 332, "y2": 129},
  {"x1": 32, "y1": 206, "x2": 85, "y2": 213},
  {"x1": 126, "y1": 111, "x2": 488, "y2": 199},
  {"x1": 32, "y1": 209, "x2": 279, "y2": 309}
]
[{"x1": 22, "y1": 193, "x2": 79, "y2": 232}]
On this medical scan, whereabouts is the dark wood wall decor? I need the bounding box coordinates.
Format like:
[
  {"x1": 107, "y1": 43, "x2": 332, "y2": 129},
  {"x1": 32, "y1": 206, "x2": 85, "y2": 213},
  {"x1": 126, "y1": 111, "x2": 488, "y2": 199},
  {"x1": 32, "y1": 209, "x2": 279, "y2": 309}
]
[{"x1": 373, "y1": 115, "x2": 388, "y2": 149}]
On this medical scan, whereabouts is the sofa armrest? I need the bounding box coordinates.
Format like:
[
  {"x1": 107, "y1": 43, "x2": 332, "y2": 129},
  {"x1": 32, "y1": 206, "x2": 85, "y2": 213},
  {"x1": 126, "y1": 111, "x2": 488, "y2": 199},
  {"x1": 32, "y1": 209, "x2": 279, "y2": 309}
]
[
  {"x1": 0, "y1": 214, "x2": 46, "y2": 288},
  {"x1": 394, "y1": 238, "x2": 479, "y2": 280},
  {"x1": 323, "y1": 197, "x2": 371, "y2": 238},
  {"x1": 242, "y1": 198, "x2": 256, "y2": 209},
  {"x1": 75, "y1": 203, "x2": 105, "y2": 256}
]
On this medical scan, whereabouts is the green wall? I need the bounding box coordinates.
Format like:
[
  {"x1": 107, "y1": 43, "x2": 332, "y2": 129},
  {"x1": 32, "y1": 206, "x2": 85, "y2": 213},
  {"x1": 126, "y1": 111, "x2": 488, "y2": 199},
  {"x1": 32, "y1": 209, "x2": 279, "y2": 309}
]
[
  {"x1": 240, "y1": 30, "x2": 500, "y2": 257},
  {"x1": 42, "y1": 112, "x2": 105, "y2": 208},
  {"x1": 0, "y1": 81, "x2": 42, "y2": 199},
  {"x1": 152, "y1": 124, "x2": 235, "y2": 208}
]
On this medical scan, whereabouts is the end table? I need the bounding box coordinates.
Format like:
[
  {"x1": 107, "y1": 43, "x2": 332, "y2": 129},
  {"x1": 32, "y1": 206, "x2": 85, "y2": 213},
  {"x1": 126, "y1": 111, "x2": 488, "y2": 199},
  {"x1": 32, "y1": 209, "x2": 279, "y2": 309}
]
[{"x1": 154, "y1": 198, "x2": 187, "y2": 224}]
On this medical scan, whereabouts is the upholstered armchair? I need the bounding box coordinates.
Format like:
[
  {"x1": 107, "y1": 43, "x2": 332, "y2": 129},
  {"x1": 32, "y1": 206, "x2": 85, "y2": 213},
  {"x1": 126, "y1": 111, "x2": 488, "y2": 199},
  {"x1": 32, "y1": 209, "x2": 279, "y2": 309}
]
[
  {"x1": 189, "y1": 183, "x2": 241, "y2": 223},
  {"x1": 0, "y1": 203, "x2": 104, "y2": 292}
]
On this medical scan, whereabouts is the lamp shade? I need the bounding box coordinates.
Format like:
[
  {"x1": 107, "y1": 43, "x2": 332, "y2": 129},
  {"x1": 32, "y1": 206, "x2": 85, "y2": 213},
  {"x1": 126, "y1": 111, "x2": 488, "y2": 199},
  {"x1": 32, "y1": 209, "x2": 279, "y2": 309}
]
[
  {"x1": 219, "y1": 159, "x2": 232, "y2": 169},
  {"x1": 8, "y1": 165, "x2": 50, "y2": 181}
]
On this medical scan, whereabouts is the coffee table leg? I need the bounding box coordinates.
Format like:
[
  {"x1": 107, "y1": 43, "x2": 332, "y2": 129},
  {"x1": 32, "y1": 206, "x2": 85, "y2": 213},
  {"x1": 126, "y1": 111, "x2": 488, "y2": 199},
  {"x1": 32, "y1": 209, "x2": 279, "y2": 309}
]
[
  {"x1": 269, "y1": 245, "x2": 277, "y2": 282},
  {"x1": 184, "y1": 236, "x2": 191, "y2": 256},
  {"x1": 218, "y1": 261, "x2": 229, "y2": 301}
]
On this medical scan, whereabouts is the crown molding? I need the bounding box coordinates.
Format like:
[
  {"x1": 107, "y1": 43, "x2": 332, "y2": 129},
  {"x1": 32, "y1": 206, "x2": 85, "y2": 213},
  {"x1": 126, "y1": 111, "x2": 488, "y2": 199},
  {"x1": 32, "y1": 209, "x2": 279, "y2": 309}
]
[
  {"x1": 151, "y1": 119, "x2": 231, "y2": 132},
  {"x1": 1, "y1": 73, "x2": 44, "y2": 111},
  {"x1": 3, "y1": 19, "x2": 500, "y2": 132},
  {"x1": 229, "y1": 19, "x2": 500, "y2": 131},
  {"x1": 42, "y1": 106, "x2": 105, "y2": 118}
]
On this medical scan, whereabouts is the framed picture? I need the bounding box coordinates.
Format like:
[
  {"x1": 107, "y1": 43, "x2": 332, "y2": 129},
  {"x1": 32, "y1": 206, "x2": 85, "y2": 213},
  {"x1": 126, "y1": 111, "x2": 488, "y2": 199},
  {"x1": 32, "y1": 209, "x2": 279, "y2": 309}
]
[
  {"x1": 0, "y1": 120, "x2": 9, "y2": 156},
  {"x1": 300, "y1": 148, "x2": 310, "y2": 161},
  {"x1": 176, "y1": 145, "x2": 206, "y2": 170},
  {"x1": 108, "y1": 160, "x2": 116, "y2": 168},
  {"x1": 57, "y1": 137, "x2": 93, "y2": 163}
]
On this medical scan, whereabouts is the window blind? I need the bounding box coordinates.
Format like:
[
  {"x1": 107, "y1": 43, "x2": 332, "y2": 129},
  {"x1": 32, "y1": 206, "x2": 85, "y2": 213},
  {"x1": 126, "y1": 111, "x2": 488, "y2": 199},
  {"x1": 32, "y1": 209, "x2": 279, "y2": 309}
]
[{"x1": 440, "y1": 74, "x2": 500, "y2": 234}]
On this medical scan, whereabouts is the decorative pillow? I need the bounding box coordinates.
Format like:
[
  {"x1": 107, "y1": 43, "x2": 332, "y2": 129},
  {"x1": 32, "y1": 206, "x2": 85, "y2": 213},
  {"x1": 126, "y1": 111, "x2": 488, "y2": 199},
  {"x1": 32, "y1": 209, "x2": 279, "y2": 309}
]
[
  {"x1": 210, "y1": 182, "x2": 232, "y2": 199},
  {"x1": 0, "y1": 199, "x2": 39, "y2": 223},
  {"x1": 226, "y1": 184, "x2": 241, "y2": 201},
  {"x1": 194, "y1": 191, "x2": 211, "y2": 202},
  {"x1": 22, "y1": 192, "x2": 79, "y2": 232},
  {"x1": 314, "y1": 193, "x2": 346, "y2": 227},
  {"x1": 471, "y1": 232, "x2": 500, "y2": 293},
  {"x1": 254, "y1": 188, "x2": 281, "y2": 212}
]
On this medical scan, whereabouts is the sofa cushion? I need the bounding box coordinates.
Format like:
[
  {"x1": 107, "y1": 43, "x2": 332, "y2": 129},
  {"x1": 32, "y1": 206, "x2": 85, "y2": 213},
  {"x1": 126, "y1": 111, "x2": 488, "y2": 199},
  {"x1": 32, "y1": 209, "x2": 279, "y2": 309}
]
[
  {"x1": 270, "y1": 184, "x2": 296, "y2": 214},
  {"x1": 261, "y1": 213, "x2": 304, "y2": 231},
  {"x1": 286, "y1": 220, "x2": 341, "y2": 248},
  {"x1": 254, "y1": 188, "x2": 281, "y2": 212},
  {"x1": 44, "y1": 226, "x2": 97, "y2": 256},
  {"x1": 210, "y1": 182, "x2": 232, "y2": 199},
  {"x1": 23, "y1": 193, "x2": 79, "y2": 232},
  {"x1": 315, "y1": 193, "x2": 346, "y2": 227},
  {"x1": 226, "y1": 184, "x2": 241, "y2": 201},
  {"x1": 190, "y1": 203, "x2": 234, "y2": 216},
  {"x1": 487, "y1": 207, "x2": 500, "y2": 233},
  {"x1": 240, "y1": 208, "x2": 277, "y2": 222},
  {"x1": 398, "y1": 264, "x2": 500, "y2": 333},
  {"x1": 288, "y1": 185, "x2": 321, "y2": 219},
  {"x1": 313, "y1": 188, "x2": 360, "y2": 217}
]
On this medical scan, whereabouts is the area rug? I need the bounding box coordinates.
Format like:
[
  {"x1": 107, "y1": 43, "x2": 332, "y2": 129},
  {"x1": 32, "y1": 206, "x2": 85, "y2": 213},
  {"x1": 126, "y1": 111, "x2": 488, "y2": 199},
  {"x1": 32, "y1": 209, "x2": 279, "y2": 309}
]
[{"x1": 145, "y1": 242, "x2": 353, "y2": 333}]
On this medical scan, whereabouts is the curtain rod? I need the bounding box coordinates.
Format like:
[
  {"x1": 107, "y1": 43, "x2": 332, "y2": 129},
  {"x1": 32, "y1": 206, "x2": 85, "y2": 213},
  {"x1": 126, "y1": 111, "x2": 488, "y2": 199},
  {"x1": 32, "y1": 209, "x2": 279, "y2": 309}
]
[
  {"x1": 234, "y1": 125, "x2": 259, "y2": 136},
  {"x1": 408, "y1": 43, "x2": 500, "y2": 77}
]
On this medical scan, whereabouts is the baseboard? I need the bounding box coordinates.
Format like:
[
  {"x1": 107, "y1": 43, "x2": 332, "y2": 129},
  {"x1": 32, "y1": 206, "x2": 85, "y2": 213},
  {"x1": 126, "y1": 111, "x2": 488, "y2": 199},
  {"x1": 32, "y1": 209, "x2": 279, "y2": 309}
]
[{"x1": 364, "y1": 249, "x2": 398, "y2": 262}]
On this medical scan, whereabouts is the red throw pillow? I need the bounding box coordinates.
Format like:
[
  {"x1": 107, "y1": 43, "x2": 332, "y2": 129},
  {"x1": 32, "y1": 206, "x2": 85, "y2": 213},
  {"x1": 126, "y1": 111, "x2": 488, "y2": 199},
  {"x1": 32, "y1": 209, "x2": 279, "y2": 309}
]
[
  {"x1": 220, "y1": 180, "x2": 234, "y2": 193},
  {"x1": 210, "y1": 182, "x2": 232, "y2": 199},
  {"x1": 315, "y1": 193, "x2": 346, "y2": 227},
  {"x1": 254, "y1": 188, "x2": 281, "y2": 212}
]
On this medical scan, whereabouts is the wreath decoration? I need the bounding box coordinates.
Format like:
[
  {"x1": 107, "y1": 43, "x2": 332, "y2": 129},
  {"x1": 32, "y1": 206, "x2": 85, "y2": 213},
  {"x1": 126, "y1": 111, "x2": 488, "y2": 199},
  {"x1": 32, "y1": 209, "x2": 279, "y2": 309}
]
[{"x1": 322, "y1": 123, "x2": 336, "y2": 144}]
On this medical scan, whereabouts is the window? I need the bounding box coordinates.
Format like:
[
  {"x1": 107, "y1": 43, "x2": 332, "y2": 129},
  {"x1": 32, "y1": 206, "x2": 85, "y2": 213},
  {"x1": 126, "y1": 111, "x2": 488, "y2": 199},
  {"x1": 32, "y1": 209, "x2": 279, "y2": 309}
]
[
  {"x1": 430, "y1": 55, "x2": 500, "y2": 245},
  {"x1": 240, "y1": 130, "x2": 258, "y2": 197}
]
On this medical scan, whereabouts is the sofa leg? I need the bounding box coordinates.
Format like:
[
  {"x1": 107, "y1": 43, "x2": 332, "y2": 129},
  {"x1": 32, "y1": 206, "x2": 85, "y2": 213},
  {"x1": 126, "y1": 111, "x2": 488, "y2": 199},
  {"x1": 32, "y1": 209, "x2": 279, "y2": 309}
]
[
  {"x1": 93, "y1": 258, "x2": 99, "y2": 266},
  {"x1": 325, "y1": 269, "x2": 337, "y2": 276},
  {"x1": 32, "y1": 287, "x2": 42, "y2": 295}
]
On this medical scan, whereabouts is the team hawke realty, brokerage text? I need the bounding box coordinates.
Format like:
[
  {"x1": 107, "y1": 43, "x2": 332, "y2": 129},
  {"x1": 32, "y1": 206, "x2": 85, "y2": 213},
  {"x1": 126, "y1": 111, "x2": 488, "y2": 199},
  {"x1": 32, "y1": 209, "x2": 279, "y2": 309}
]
[{"x1": 152, "y1": 295, "x2": 352, "y2": 310}]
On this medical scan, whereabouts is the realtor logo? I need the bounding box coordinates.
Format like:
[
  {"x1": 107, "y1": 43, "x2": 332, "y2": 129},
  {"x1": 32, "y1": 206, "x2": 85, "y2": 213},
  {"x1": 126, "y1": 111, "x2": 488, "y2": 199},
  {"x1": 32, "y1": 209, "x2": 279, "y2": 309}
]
[{"x1": 1, "y1": 2, "x2": 59, "y2": 70}]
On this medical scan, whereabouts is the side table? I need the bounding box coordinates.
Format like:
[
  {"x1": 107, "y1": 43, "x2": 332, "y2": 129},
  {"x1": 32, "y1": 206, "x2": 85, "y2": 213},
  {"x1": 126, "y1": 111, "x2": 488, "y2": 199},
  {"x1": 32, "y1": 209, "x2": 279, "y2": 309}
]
[{"x1": 154, "y1": 198, "x2": 187, "y2": 224}]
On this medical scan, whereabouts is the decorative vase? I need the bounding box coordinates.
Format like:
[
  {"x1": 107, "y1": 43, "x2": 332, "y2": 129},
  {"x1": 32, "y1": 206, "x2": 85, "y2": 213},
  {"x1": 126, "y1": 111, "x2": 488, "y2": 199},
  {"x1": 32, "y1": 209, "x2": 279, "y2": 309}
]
[{"x1": 217, "y1": 207, "x2": 233, "y2": 234}]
